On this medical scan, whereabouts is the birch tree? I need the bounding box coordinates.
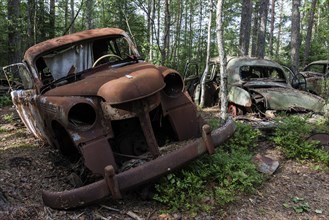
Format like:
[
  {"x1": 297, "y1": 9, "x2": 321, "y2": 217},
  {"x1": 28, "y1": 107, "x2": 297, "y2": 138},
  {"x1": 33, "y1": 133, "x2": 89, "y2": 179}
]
[
  {"x1": 217, "y1": 0, "x2": 227, "y2": 121},
  {"x1": 199, "y1": 3, "x2": 212, "y2": 108}
]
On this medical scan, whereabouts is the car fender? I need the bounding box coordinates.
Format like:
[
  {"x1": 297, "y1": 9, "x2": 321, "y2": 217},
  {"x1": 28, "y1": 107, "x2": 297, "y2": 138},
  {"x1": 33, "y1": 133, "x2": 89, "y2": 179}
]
[{"x1": 228, "y1": 86, "x2": 252, "y2": 107}]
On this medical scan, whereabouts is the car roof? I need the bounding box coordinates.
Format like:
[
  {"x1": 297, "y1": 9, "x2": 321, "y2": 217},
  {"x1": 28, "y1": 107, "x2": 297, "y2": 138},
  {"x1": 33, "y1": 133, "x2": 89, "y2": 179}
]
[
  {"x1": 227, "y1": 57, "x2": 284, "y2": 71},
  {"x1": 306, "y1": 60, "x2": 329, "y2": 65},
  {"x1": 23, "y1": 28, "x2": 126, "y2": 65}
]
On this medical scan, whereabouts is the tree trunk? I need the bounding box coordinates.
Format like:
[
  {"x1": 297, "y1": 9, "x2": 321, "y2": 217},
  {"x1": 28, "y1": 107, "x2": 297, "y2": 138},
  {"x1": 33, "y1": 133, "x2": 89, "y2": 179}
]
[
  {"x1": 148, "y1": 0, "x2": 154, "y2": 61},
  {"x1": 49, "y1": 0, "x2": 55, "y2": 38},
  {"x1": 160, "y1": 0, "x2": 170, "y2": 65},
  {"x1": 7, "y1": 0, "x2": 21, "y2": 63},
  {"x1": 239, "y1": 0, "x2": 252, "y2": 56},
  {"x1": 302, "y1": 0, "x2": 317, "y2": 67},
  {"x1": 171, "y1": 1, "x2": 182, "y2": 69},
  {"x1": 216, "y1": 0, "x2": 228, "y2": 121},
  {"x1": 275, "y1": 0, "x2": 284, "y2": 59},
  {"x1": 251, "y1": 1, "x2": 260, "y2": 57},
  {"x1": 26, "y1": 0, "x2": 35, "y2": 46},
  {"x1": 197, "y1": 0, "x2": 203, "y2": 62},
  {"x1": 70, "y1": 0, "x2": 75, "y2": 33},
  {"x1": 64, "y1": 0, "x2": 69, "y2": 32},
  {"x1": 200, "y1": 3, "x2": 212, "y2": 108},
  {"x1": 257, "y1": 0, "x2": 269, "y2": 58},
  {"x1": 85, "y1": 0, "x2": 94, "y2": 29},
  {"x1": 269, "y1": 0, "x2": 275, "y2": 56},
  {"x1": 291, "y1": 0, "x2": 301, "y2": 74}
]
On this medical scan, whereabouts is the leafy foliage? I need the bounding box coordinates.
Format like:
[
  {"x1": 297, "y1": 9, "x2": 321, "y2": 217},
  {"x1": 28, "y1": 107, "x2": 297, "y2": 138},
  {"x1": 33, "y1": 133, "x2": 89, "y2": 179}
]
[
  {"x1": 272, "y1": 115, "x2": 329, "y2": 165},
  {"x1": 154, "y1": 122, "x2": 263, "y2": 213},
  {"x1": 0, "y1": 95, "x2": 12, "y2": 108}
]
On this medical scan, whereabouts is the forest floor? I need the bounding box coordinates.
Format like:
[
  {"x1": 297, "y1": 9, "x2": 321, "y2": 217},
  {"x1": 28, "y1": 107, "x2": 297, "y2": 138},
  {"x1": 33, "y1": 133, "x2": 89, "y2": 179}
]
[{"x1": 0, "y1": 105, "x2": 328, "y2": 220}]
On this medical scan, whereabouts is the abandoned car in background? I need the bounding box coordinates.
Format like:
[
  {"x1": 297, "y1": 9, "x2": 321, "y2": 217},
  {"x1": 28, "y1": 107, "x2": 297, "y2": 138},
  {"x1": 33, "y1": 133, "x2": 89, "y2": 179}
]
[
  {"x1": 3, "y1": 28, "x2": 235, "y2": 209},
  {"x1": 299, "y1": 60, "x2": 329, "y2": 97},
  {"x1": 184, "y1": 57, "x2": 329, "y2": 116}
]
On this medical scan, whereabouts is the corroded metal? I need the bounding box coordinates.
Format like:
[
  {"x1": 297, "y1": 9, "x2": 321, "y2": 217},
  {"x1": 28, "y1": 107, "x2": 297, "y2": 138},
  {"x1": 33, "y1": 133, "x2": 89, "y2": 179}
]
[
  {"x1": 202, "y1": 124, "x2": 215, "y2": 154},
  {"x1": 42, "y1": 118, "x2": 236, "y2": 210},
  {"x1": 3, "y1": 28, "x2": 236, "y2": 210}
]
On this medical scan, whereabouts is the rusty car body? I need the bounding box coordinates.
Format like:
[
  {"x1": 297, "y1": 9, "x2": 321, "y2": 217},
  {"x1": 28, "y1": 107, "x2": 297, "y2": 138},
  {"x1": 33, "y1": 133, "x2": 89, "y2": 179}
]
[
  {"x1": 184, "y1": 57, "x2": 329, "y2": 115},
  {"x1": 299, "y1": 60, "x2": 329, "y2": 97},
  {"x1": 3, "y1": 28, "x2": 235, "y2": 209}
]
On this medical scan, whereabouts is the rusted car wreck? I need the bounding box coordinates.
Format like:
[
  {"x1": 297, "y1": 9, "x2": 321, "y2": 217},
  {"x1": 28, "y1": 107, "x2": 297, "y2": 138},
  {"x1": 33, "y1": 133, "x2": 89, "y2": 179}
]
[
  {"x1": 185, "y1": 57, "x2": 329, "y2": 116},
  {"x1": 3, "y1": 28, "x2": 235, "y2": 209}
]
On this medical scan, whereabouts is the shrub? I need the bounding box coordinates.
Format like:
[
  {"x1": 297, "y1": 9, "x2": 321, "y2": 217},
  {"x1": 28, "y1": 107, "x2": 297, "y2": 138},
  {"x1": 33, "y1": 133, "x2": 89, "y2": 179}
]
[
  {"x1": 0, "y1": 95, "x2": 12, "y2": 107},
  {"x1": 154, "y1": 122, "x2": 263, "y2": 213},
  {"x1": 272, "y1": 115, "x2": 329, "y2": 165}
]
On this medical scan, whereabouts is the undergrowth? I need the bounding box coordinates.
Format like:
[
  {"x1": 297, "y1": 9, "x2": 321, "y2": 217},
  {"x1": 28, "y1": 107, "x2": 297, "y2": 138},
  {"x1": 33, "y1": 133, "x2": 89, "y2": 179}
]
[
  {"x1": 271, "y1": 115, "x2": 329, "y2": 165},
  {"x1": 154, "y1": 122, "x2": 263, "y2": 214},
  {"x1": 0, "y1": 95, "x2": 12, "y2": 108}
]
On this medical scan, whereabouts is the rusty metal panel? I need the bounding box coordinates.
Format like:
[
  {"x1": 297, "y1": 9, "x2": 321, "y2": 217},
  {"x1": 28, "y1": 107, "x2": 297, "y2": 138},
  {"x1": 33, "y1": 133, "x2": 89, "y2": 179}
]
[
  {"x1": 160, "y1": 91, "x2": 201, "y2": 140},
  {"x1": 42, "y1": 118, "x2": 236, "y2": 210},
  {"x1": 80, "y1": 136, "x2": 117, "y2": 175},
  {"x1": 11, "y1": 90, "x2": 50, "y2": 142},
  {"x1": 101, "y1": 93, "x2": 160, "y2": 120},
  {"x1": 97, "y1": 65, "x2": 165, "y2": 104}
]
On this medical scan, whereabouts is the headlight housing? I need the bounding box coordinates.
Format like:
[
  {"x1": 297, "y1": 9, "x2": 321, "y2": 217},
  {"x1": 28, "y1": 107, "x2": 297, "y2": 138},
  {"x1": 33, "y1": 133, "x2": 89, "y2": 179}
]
[
  {"x1": 163, "y1": 72, "x2": 184, "y2": 97},
  {"x1": 68, "y1": 103, "x2": 96, "y2": 130}
]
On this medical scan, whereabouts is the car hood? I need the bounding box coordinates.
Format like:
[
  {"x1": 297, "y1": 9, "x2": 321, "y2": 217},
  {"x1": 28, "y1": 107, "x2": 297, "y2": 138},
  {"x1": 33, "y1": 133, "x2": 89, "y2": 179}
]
[
  {"x1": 250, "y1": 87, "x2": 326, "y2": 112},
  {"x1": 44, "y1": 63, "x2": 165, "y2": 104}
]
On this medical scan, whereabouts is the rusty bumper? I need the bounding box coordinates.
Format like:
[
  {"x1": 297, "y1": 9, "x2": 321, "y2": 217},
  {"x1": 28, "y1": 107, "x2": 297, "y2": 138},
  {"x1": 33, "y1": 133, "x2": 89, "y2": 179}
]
[{"x1": 42, "y1": 118, "x2": 236, "y2": 209}]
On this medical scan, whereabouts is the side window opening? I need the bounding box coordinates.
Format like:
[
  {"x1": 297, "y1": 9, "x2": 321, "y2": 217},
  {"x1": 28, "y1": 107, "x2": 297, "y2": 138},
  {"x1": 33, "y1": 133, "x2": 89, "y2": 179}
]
[{"x1": 3, "y1": 63, "x2": 34, "y2": 90}]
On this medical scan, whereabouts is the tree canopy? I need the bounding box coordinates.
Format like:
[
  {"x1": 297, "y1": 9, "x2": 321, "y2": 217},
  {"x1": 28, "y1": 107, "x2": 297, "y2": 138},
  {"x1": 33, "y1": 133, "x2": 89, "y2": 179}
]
[{"x1": 1, "y1": 0, "x2": 329, "y2": 73}]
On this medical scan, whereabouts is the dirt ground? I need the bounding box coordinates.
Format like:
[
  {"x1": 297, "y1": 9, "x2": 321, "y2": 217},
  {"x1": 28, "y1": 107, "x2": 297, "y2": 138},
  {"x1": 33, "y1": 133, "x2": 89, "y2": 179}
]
[{"x1": 0, "y1": 106, "x2": 328, "y2": 220}]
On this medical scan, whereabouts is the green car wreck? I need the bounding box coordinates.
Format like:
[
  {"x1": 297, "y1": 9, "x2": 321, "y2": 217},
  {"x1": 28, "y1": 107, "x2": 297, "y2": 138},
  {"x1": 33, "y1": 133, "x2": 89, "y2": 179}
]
[
  {"x1": 185, "y1": 57, "x2": 329, "y2": 116},
  {"x1": 299, "y1": 60, "x2": 329, "y2": 97}
]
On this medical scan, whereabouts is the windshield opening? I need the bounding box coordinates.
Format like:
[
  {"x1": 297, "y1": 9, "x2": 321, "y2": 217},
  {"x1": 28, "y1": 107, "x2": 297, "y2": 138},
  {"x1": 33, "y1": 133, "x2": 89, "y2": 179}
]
[
  {"x1": 240, "y1": 65, "x2": 286, "y2": 81},
  {"x1": 35, "y1": 35, "x2": 134, "y2": 85}
]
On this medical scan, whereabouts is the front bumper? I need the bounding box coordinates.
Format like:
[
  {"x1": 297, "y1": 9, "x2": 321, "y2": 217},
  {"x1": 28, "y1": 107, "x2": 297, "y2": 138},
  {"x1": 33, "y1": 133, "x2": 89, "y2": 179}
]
[{"x1": 42, "y1": 118, "x2": 236, "y2": 209}]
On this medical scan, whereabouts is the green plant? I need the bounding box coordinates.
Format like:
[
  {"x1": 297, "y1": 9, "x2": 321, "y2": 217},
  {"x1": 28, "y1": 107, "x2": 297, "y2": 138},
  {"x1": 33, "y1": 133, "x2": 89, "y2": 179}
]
[
  {"x1": 0, "y1": 95, "x2": 12, "y2": 107},
  {"x1": 154, "y1": 122, "x2": 263, "y2": 213},
  {"x1": 2, "y1": 113, "x2": 15, "y2": 123},
  {"x1": 207, "y1": 118, "x2": 220, "y2": 130},
  {"x1": 283, "y1": 197, "x2": 312, "y2": 213},
  {"x1": 272, "y1": 115, "x2": 329, "y2": 165}
]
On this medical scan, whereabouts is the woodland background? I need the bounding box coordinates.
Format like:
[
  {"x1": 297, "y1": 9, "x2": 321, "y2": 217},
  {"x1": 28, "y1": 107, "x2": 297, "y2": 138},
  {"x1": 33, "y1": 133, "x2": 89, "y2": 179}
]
[{"x1": 2, "y1": 0, "x2": 329, "y2": 74}]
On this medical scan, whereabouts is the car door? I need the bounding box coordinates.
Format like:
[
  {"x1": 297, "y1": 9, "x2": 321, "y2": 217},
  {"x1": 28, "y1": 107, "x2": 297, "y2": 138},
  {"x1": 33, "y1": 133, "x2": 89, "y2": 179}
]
[{"x1": 3, "y1": 63, "x2": 48, "y2": 142}]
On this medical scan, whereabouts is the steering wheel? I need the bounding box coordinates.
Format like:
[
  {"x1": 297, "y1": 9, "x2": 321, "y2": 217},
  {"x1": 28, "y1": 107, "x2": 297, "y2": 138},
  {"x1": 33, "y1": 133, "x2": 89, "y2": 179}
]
[
  {"x1": 92, "y1": 54, "x2": 123, "y2": 67},
  {"x1": 291, "y1": 73, "x2": 307, "y2": 91}
]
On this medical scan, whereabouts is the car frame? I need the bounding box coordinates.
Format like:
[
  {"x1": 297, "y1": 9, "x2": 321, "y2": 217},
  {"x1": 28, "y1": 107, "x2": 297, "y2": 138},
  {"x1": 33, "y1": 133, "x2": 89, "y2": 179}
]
[
  {"x1": 299, "y1": 60, "x2": 329, "y2": 97},
  {"x1": 184, "y1": 56, "x2": 329, "y2": 115},
  {"x1": 3, "y1": 28, "x2": 235, "y2": 209}
]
